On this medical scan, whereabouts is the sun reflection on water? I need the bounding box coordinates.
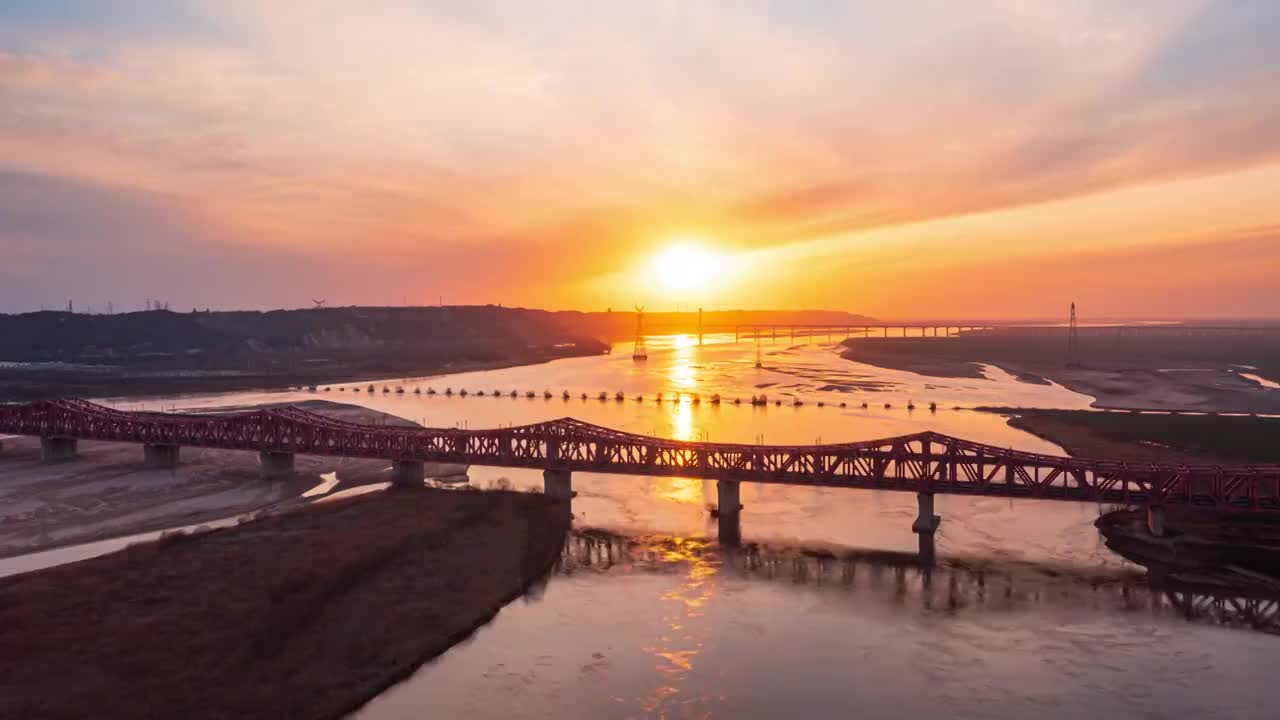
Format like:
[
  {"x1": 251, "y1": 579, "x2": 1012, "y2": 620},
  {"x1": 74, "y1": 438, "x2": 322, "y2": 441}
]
[
  {"x1": 668, "y1": 335, "x2": 699, "y2": 390},
  {"x1": 671, "y1": 399, "x2": 694, "y2": 441},
  {"x1": 648, "y1": 401, "x2": 709, "y2": 506},
  {"x1": 639, "y1": 537, "x2": 720, "y2": 714},
  {"x1": 651, "y1": 477, "x2": 706, "y2": 506}
]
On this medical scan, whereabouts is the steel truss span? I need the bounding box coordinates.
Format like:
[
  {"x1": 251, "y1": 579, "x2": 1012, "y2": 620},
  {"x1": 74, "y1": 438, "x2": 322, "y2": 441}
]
[{"x1": 2, "y1": 399, "x2": 1278, "y2": 511}]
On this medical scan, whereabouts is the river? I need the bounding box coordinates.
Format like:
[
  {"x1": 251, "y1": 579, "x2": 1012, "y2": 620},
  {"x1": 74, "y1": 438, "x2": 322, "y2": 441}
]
[{"x1": 51, "y1": 335, "x2": 1280, "y2": 717}]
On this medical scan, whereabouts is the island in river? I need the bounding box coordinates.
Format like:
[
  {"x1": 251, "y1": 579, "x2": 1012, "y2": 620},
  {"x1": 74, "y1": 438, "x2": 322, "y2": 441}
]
[{"x1": 0, "y1": 487, "x2": 571, "y2": 720}]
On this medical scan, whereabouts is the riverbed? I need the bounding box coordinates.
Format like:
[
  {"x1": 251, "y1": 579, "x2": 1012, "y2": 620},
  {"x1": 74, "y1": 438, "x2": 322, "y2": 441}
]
[{"x1": 14, "y1": 334, "x2": 1280, "y2": 718}]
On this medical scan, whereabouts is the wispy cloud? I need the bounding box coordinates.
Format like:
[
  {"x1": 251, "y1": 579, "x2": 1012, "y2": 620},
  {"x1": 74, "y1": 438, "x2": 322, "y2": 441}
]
[{"x1": 0, "y1": 0, "x2": 1278, "y2": 314}]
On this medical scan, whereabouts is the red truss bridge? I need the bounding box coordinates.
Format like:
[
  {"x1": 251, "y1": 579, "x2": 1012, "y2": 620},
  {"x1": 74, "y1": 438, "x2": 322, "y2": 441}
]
[{"x1": 2, "y1": 399, "x2": 1278, "y2": 539}]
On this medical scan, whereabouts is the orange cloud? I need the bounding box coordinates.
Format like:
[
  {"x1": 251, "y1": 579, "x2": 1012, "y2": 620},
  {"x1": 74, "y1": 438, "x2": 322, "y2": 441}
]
[{"x1": 1, "y1": 1, "x2": 1278, "y2": 315}]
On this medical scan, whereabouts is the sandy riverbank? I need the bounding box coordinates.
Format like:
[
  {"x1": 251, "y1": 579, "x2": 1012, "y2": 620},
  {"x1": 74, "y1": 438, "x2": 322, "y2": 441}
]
[
  {"x1": 0, "y1": 400, "x2": 466, "y2": 559},
  {"x1": 0, "y1": 487, "x2": 570, "y2": 719},
  {"x1": 841, "y1": 335, "x2": 1280, "y2": 413},
  {"x1": 0, "y1": 351, "x2": 601, "y2": 402}
]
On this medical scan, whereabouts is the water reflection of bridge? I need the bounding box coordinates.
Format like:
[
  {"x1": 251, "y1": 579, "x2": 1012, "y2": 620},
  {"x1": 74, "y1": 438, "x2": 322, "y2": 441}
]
[{"x1": 560, "y1": 532, "x2": 1280, "y2": 636}]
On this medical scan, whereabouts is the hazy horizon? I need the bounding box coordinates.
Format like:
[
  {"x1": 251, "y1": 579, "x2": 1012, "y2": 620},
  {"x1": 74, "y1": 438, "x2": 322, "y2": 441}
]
[
  {"x1": 2, "y1": 2, "x2": 1279, "y2": 318},
  {"x1": 6, "y1": 301, "x2": 1280, "y2": 326}
]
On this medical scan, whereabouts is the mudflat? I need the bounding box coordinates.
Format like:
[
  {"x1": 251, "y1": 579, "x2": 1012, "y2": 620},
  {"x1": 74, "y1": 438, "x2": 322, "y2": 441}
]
[
  {"x1": 0, "y1": 487, "x2": 570, "y2": 720},
  {"x1": 841, "y1": 333, "x2": 1280, "y2": 413}
]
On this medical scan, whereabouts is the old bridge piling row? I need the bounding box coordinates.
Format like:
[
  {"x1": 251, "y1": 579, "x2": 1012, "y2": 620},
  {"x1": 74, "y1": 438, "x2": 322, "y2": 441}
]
[{"x1": 312, "y1": 384, "x2": 946, "y2": 413}]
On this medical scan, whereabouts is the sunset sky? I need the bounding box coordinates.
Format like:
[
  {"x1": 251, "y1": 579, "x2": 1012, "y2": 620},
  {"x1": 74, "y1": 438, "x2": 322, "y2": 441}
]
[{"x1": 1, "y1": 1, "x2": 1278, "y2": 319}]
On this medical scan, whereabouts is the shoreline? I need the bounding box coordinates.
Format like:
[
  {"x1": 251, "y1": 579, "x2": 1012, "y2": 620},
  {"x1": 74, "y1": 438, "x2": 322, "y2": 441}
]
[
  {"x1": 0, "y1": 488, "x2": 571, "y2": 720},
  {"x1": 839, "y1": 339, "x2": 1280, "y2": 414},
  {"x1": 0, "y1": 348, "x2": 603, "y2": 403},
  {"x1": 1097, "y1": 509, "x2": 1280, "y2": 595}
]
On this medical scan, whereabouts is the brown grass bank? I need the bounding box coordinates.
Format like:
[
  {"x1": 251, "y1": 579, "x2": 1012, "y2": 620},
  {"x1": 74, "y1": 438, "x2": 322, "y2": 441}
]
[
  {"x1": 986, "y1": 408, "x2": 1280, "y2": 464},
  {"x1": 0, "y1": 487, "x2": 570, "y2": 719}
]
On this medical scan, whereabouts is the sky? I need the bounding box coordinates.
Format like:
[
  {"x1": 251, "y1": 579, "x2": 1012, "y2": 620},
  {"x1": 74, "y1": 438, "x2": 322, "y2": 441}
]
[{"x1": 1, "y1": 1, "x2": 1278, "y2": 319}]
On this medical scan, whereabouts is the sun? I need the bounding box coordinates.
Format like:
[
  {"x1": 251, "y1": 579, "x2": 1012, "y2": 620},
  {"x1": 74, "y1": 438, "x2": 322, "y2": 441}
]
[{"x1": 650, "y1": 240, "x2": 723, "y2": 294}]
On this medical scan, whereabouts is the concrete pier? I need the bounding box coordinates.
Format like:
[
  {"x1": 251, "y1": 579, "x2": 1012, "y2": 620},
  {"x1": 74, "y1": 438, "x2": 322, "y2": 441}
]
[
  {"x1": 392, "y1": 459, "x2": 426, "y2": 487},
  {"x1": 911, "y1": 492, "x2": 941, "y2": 534},
  {"x1": 716, "y1": 480, "x2": 742, "y2": 516},
  {"x1": 715, "y1": 480, "x2": 743, "y2": 547},
  {"x1": 917, "y1": 532, "x2": 936, "y2": 564},
  {"x1": 40, "y1": 436, "x2": 78, "y2": 462},
  {"x1": 143, "y1": 443, "x2": 181, "y2": 469},
  {"x1": 718, "y1": 512, "x2": 742, "y2": 546},
  {"x1": 543, "y1": 469, "x2": 573, "y2": 499},
  {"x1": 259, "y1": 451, "x2": 296, "y2": 479},
  {"x1": 1147, "y1": 505, "x2": 1167, "y2": 538}
]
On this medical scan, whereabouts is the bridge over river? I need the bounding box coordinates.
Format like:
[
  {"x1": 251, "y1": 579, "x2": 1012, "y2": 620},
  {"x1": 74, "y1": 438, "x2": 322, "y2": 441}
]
[{"x1": 3, "y1": 399, "x2": 1278, "y2": 549}]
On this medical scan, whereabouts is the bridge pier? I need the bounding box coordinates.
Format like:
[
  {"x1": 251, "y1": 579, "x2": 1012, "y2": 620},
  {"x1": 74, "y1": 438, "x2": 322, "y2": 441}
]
[
  {"x1": 716, "y1": 480, "x2": 742, "y2": 516},
  {"x1": 143, "y1": 443, "x2": 181, "y2": 469},
  {"x1": 543, "y1": 469, "x2": 573, "y2": 499},
  {"x1": 392, "y1": 459, "x2": 426, "y2": 487},
  {"x1": 716, "y1": 480, "x2": 743, "y2": 546},
  {"x1": 917, "y1": 532, "x2": 936, "y2": 564},
  {"x1": 259, "y1": 451, "x2": 296, "y2": 479},
  {"x1": 1147, "y1": 505, "x2": 1167, "y2": 538},
  {"x1": 911, "y1": 492, "x2": 941, "y2": 534},
  {"x1": 40, "y1": 436, "x2": 78, "y2": 462},
  {"x1": 718, "y1": 512, "x2": 742, "y2": 546}
]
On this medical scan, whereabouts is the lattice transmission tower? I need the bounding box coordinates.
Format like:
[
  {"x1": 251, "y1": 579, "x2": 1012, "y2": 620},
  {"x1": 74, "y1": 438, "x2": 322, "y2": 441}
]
[
  {"x1": 1067, "y1": 301, "x2": 1080, "y2": 367},
  {"x1": 632, "y1": 305, "x2": 648, "y2": 361}
]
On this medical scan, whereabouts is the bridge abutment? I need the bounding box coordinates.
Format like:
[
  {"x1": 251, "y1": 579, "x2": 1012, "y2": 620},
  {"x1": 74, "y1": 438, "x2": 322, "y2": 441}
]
[
  {"x1": 143, "y1": 443, "x2": 181, "y2": 469},
  {"x1": 40, "y1": 436, "x2": 78, "y2": 462},
  {"x1": 1147, "y1": 505, "x2": 1167, "y2": 538},
  {"x1": 392, "y1": 459, "x2": 426, "y2": 487},
  {"x1": 259, "y1": 451, "x2": 296, "y2": 479},
  {"x1": 911, "y1": 492, "x2": 941, "y2": 534},
  {"x1": 543, "y1": 469, "x2": 573, "y2": 499}
]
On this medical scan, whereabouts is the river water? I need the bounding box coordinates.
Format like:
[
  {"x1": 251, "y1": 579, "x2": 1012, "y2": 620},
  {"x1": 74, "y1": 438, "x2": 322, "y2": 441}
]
[{"x1": 86, "y1": 335, "x2": 1280, "y2": 717}]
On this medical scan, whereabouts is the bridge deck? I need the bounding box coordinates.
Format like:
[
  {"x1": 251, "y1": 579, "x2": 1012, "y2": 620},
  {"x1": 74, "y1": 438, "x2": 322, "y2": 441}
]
[{"x1": 2, "y1": 399, "x2": 1278, "y2": 510}]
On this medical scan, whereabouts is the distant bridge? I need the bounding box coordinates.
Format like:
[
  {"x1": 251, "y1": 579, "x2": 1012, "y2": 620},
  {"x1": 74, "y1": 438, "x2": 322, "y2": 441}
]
[
  {"x1": 2, "y1": 399, "x2": 1278, "y2": 542},
  {"x1": 695, "y1": 322, "x2": 1280, "y2": 343}
]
